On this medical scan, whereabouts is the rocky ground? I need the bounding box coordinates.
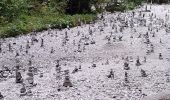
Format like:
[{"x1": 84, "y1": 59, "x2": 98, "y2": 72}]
[{"x1": 0, "y1": 4, "x2": 170, "y2": 100}]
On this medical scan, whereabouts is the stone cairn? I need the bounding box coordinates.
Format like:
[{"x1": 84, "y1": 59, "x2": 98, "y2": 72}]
[
  {"x1": 20, "y1": 85, "x2": 27, "y2": 96},
  {"x1": 159, "y1": 53, "x2": 163, "y2": 60},
  {"x1": 55, "y1": 60, "x2": 62, "y2": 91},
  {"x1": 26, "y1": 67, "x2": 36, "y2": 87},
  {"x1": 165, "y1": 72, "x2": 170, "y2": 82},
  {"x1": 92, "y1": 63, "x2": 97, "y2": 68},
  {"x1": 105, "y1": 59, "x2": 109, "y2": 65},
  {"x1": 143, "y1": 56, "x2": 147, "y2": 63},
  {"x1": 0, "y1": 42, "x2": 2, "y2": 53},
  {"x1": 8, "y1": 43, "x2": 12, "y2": 52},
  {"x1": 40, "y1": 38, "x2": 44, "y2": 47},
  {"x1": 107, "y1": 69, "x2": 114, "y2": 79},
  {"x1": 56, "y1": 62, "x2": 61, "y2": 79},
  {"x1": 124, "y1": 72, "x2": 129, "y2": 83},
  {"x1": 124, "y1": 62, "x2": 130, "y2": 70},
  {"x1": 15, "y1": 69, "x2": 23, "y2": 84},
  {"x1": 167, "y1": 76, "x2": 170, "y2": 83},
  {"x1": 26, "y1": 40, "x2": 30, "y2": 54},
  {"x1": 72, "y1": 66, "x2": 79, "y2": 74},
  {"x1": 21, "y1": 67, "x2": 36, "y2": 97},
  {"x1": 63, "y1": 70, "x2": 73, "y2": 87},
  {"x1": 50, "y1": 47, "x2": 54, "y2": 54},
  {"x1": 39, "y1": 72, "x2": 43, "y2": 78},
  {"x1": 136, "y1": 57, "x2": 141, "y2": 66},
  {"x1": 0, "y1": 66, "x2": 11, "y2": 78},
  {"x1": 141, "y1": 69, "x2": 147, "y2": 77}
]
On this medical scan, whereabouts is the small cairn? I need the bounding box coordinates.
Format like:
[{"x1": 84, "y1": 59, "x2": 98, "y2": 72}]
[
  {"x1": 26, "y1": 67, "x2": 36, "y2": 87},
  {"x1": 124, "y1": 62, "x2": 130, "y2": 70},
  {"x1": 160, "y1": 38, "x2": 162, "y2": 43},
  {"x1": 20, "y1": 85, "x2": 27, "y2": 96},
  {"x1": 146, "y1": 49, "x2": 151, "y2": 55},
  {"x1": 143, "y1": 56, "x2": 147, "y2": 63},
  {"x1": 26, "y1": 88, "x2": 33, "y2": 96},
  {"x1": 0, "y1": 43, "x2": 2, "y2": 53},
  {"x1": 107, "y1": 69, "x2": 114, "y2": 79},
  {"x1": 118, "y1": 36, "x2": 123, "y2": 41},
  {"x1": 56, "y1": 63, "x2": 61, "y2": 72},
  {"x1": 26, "y1": 40, "x2": 30, "y2": 49},
  {"x1": 26, "y1": 41, "x2": 30, "y2": 54},
  {"x1": 92, "y1": 63, "x2": 97, "y2": 68},
  {"x1": 136, "y1": 57, "x2": 141, "y2": 66},
  {"x1": 28, "y1": 59, "x2": 32, "y2": 66},
  {"x1": 8, "y1": 43, "x2": 12, "y2": 52},
  {"x1": 56, "y1": 60, "x2": 61, "y2": 79},
  {"x1": 150, "y1": 44, "x2": 154, "y2": 53},
  {"x1": 105, "y1": 59, "x2": 109, "y2": 65},
  {"x1": 50, "y1": 47, "x2": 54, "y2": 54},
  {"x1": 90, "y1": 40, "x2": 95, "y2": 45},
  {"x1": 167, "y1": 77, "x2": 170, "y2": 83},
  {"x1": 39, "y1": 72, "x2": 43, "y2": 78},
  {"x1": 124, "y1": 72, "x2": 129, "y2": 83},
  {"x1": 159, "y1": 53, "x2": 163, "y2": 60},
  {"x1": 15, "y1": 71, "x2": 23, "y2": 83},
  {"x1": 55, "y1": 63, "x2": 62, "y2": 91},
  {"x1": 165, "y1": 72, "x2": 170, "y2": 82},
  {"x1": 79, "y1": 64, "x2": 81, "y2": 70},
  {"x1": 63, "y1": 70, "x2": 73, "y2": 87},
  {"x1": 72, "y1": 66, "x2": 79, "y2": 74},
  {"x1": 20, "y1": 83, "x2": 33, "y2": 96},
  {"x1": 141, "y1": 69, "x2": 147, "y2": 77},
  {"x1": 15, "y1": 51, "x2": 19, "y2": 57},
  {"x1": 40, "y1": 38, "x2": 44, "y2": 47}
]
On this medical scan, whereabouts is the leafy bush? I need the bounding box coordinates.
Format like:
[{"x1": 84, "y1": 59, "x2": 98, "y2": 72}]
[
  {"x1": 125, "y1": 2, "x2": 136, "y2": 10},
  {"x1": 0, "y1": 0, "x2": 28, "y2": 22},
  {"x1": 0, "y1": 0, "x2": 105, "y2": 38},
  {"x1": 49, "y1": 0, "x2": 68, "y2": 13},
  {"x1": 0, "y1": 14, "x2": 96, "y2": 38}
]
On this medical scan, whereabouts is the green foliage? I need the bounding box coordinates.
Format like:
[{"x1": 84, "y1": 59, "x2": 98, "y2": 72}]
[
  {"x1": 0, "y1": 0, "x2": 145, "y2": 38},
  {"x1": 126, "y1": 0, "x2": 143, "y2": 5},
  {"x1": 106, "y1": 3, "x2": 126, "y2": 12},
  {"x1": 90, "y1": 0, "x2": 106, "y2": 12},
  {"x1": 125, "y1": 2, "x2": 136, "y2": 10},
  {"x1": 0, "y1": 0, "x2": 100, "y2": 38},
  {"x1": 106, "y1": 0, "x2": 144, "y2": 12},
  {"x1": 0, "y1": 0, "x2": 28, "y2": 22},
  {"x1": 0, "y1": 14, "x2": 96, "y2": 38},
  {"x1": 49, "y1": 0, "x2": 68, "y2": 13}
]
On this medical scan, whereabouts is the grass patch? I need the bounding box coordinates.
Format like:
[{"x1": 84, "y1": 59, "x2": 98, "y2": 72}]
[{"x1": 0, "y1": 14, "x2": 96, "y2": 38}]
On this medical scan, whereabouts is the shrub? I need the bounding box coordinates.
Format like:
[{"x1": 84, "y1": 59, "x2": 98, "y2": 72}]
[
  {"x1": 0, "y1": 0, "x2": 28, "y2": 22},
  {"x1": 105, "y1": 3, "x2": 126, "y2": 12}
]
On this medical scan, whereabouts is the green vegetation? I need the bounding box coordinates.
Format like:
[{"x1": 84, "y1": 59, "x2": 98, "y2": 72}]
[
  {"x1": 106, "y1": 3, "x2": 126, "y2": 12},
  {"x1": 0, "y1": 14, "x2": 96, "y2": 38},
  {"x1": 0, "y1": 0, "x2": 147, "y2": 38},
  {"x1": 0, "y1": 0, "x2": 100, "y2": 38},
  {"x1": 106, "y1": 0, "x2": 145, "y2": 12}
]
